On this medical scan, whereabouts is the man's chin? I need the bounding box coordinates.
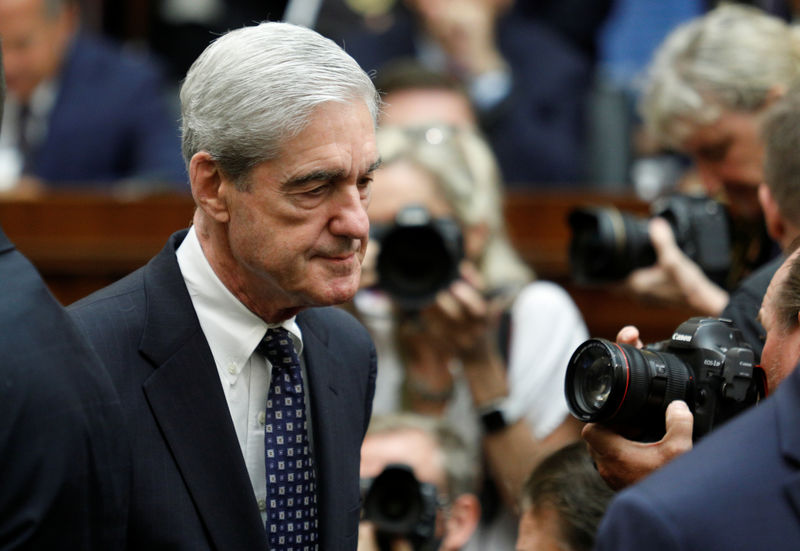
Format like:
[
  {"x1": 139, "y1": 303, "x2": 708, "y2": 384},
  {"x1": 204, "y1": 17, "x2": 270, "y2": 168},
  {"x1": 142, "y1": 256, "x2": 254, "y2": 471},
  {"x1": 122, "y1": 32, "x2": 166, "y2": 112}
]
[{"x1": 312, "y1": 276, "x2": 361, "y2": 306}]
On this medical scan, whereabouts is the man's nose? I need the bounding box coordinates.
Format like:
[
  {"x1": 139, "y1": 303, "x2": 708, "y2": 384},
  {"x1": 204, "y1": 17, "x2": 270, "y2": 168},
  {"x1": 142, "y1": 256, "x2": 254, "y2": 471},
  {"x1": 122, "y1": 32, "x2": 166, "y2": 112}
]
[{"x1": 330, "y1": 185, "x2": 370, "y2": 239}]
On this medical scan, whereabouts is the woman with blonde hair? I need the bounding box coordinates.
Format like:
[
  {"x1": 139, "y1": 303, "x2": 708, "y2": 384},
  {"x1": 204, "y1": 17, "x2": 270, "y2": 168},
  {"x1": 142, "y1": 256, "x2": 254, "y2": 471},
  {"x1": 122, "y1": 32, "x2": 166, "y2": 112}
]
[{"x1": 355, "y1": 123, "x2": 588, "y2": 550}]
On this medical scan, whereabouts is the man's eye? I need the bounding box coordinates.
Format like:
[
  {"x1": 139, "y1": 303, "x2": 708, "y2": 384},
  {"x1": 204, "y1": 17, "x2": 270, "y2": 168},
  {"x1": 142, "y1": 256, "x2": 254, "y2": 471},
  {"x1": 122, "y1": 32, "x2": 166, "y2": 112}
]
[
  {"x1": 357, "y1": 178, "x2": 372, "y2": 194},
  {"x1": 305, "y1": 184, "x2": 329, "y2": 196}
]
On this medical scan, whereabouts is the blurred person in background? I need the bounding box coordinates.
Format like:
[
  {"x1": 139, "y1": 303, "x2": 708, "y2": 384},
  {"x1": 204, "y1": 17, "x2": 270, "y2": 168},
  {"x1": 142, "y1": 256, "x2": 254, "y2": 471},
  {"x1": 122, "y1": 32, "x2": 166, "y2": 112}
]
[
  {"x1": 620, "y1": 3, "x2": 800, "y2": 317},
  {"x1": 515, "y1": 442, "x2": 614, "y2": 551},
  {"x1": 356, "y1": 123, "x2": 587, "y2": 549},
  {"x1": 338, "y1": 0, "x2": 593, "y2": 187},
  {"x1": 0, "y1": 0, "x2": 185, "y2": 193},
  {"x1": 375, "y1": 59, "x2": 479, "y2": 132},
  {"x1": 358, "y1": 413, "x2": 481, "y2": 551}
]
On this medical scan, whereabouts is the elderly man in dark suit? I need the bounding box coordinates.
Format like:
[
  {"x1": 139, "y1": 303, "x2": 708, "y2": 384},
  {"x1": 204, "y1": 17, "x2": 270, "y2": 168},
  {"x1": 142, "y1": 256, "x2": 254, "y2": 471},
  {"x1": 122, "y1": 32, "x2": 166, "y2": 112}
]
[
  {"x1": 0, "y1": 48, "x2": 130, "y2": 548},
  {"x1": 68, "y1": 21, "x2": 378, "y2": 550},
  {"x1": 594, "y1": 244, "x2": 800, "y2": 550}
]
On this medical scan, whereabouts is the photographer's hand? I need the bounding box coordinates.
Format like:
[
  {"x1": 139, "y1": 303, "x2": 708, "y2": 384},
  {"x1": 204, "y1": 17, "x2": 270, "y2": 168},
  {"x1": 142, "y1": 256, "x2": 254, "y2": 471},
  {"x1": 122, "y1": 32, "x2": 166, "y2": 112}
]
[
  {"x1": 421, "y1": 262, "x2": 501, "y2": 360},
  {"x1": 623, "y1": 217, "x2": 729, "y2": 316},
  {"x1": 582, "y1": 400, "x2": 694, "y2": 491}
]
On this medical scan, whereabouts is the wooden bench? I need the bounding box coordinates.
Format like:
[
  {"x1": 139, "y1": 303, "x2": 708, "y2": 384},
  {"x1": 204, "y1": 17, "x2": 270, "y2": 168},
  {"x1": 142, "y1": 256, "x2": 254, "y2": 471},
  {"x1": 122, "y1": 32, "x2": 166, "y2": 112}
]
[{"x1": 0, "y1": 188, "x2": 699, "y2": 342}]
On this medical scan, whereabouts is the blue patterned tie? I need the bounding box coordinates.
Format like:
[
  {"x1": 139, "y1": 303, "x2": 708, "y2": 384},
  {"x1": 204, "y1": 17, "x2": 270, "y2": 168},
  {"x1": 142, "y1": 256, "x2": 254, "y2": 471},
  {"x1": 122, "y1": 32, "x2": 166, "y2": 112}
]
[{"x1": 259, "y1": 328, "x2": 319, "y2": 550}]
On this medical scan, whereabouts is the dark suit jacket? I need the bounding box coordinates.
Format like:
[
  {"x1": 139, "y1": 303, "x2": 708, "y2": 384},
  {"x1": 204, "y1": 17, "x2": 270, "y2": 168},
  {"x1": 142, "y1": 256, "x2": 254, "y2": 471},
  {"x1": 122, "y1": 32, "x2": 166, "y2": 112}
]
[
  {"x1": 68, "y1": 229, "x2": 377, "y2": 550},
  {"x1": 721, "y1": 254, "x2": 782, "y2": 360},
  {"x1": 0, "y1": 226, "x2": 129, "y2": 549},
  {"x1": 595, "y1": 360, "x2": 800, "y2": 550},
  {"x1": 31, "y1": 34, "x2": 186, "y2": 188}
]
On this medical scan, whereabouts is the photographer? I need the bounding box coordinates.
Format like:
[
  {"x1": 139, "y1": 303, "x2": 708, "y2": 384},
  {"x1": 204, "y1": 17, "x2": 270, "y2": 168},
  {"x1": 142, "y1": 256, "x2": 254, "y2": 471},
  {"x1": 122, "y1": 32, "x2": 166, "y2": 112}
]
[
  {"x1": 593, "y1": 242, "x2": 800, "y2": 550},
  {"x1": 620, "y1": 4, "x2": 800, "y2": 316},
  {"x1": 582, "y1": 77, "x2": 800, "y2": 491},
  {"x1": 358, "y1": 413, "x2": 481, "y2": 551},
  {"x1": 355, "y1": 124, "x2": 587, "y2": 548}
]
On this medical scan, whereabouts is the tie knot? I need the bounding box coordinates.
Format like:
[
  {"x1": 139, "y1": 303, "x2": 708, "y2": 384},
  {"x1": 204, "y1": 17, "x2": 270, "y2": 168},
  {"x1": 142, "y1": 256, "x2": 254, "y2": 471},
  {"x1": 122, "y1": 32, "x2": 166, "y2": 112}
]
[{"x1": 258, "y1": 327, "x2": 299, "y2": 371}]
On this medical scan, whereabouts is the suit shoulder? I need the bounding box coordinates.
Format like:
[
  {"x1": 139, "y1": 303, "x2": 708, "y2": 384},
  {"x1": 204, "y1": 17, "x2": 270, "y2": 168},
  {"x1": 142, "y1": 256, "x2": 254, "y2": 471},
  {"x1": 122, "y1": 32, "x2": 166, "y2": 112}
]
[{"x1": 68, "y1": 267, "x2": 147, "y2": 340}]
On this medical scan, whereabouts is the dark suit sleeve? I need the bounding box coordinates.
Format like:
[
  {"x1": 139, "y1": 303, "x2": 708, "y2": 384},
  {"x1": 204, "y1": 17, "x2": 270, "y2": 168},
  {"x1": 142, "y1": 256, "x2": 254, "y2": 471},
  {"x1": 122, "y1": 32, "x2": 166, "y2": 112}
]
[
  {"x1": 0, "y1": 232, "x2": 130, "y2": 550},
  {"x1": 720, "y1": 255, "x2": 782, "y2": 359},
  {"x1": 595, "y1": 489, "x2": 686, "y2": 551}
]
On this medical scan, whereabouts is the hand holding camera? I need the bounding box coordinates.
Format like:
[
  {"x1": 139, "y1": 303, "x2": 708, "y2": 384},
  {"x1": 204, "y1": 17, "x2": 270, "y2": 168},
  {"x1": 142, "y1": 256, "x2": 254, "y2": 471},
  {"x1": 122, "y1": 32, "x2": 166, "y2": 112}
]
[
  {"x1": 568, "y1": 318, "x2": 767, "y2": 490},
  {"x1": 568, "y1": 193, "x2": 732, "y2": 315},
  {"x1": 623, "y1": 218, "x2": 730, "y2": 316},
  {"x1": 580, "y1": 325, "x2": 694, "y2": 490}
]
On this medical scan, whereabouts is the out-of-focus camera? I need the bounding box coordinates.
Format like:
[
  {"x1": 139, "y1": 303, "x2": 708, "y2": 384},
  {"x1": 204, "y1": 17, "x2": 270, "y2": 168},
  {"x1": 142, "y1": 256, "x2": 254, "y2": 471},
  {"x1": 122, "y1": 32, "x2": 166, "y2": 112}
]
[
  {"x1": 370, "y1": 204, "x2": 463, "y2": 310},
  {"x1": 567, "y1": 193, "x2": 731, "y2": 285},
  {"x1": 360, "y1": 464, "x2": 440, "y2": 551},
  {"x1": 564, "y1": 317, "x2": 767, "y2": 442}
]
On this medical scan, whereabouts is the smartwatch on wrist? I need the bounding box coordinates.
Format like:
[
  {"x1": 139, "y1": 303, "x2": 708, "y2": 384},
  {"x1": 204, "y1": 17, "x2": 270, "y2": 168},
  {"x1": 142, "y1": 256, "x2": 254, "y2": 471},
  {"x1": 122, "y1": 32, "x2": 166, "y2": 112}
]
[{"x1": 478, "y1": 399, "x2": 512, "y2": 434}]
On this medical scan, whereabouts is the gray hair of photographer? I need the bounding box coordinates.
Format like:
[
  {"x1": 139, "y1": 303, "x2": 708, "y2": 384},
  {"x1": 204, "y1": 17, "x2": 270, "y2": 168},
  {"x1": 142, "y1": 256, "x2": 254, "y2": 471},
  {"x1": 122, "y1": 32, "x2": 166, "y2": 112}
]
[
  {"x1": 363, "y1": 412, "x2": 481, "y2": 504},
  {"x1": 516, "y1": 442, "x2": 615, "y2": 551},
  {"x1": 641, "y1": 3, "x2": 800, "y2": 149},
  {"x1": 375, "y1": 124, "x2": 533, "y2": 294}
]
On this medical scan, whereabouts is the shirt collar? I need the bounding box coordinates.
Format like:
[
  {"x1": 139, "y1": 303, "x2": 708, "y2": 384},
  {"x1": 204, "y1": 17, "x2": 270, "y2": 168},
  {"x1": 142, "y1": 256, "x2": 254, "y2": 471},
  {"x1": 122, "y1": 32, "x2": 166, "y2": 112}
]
[{"x1": 176, "y1": 226, "x2": 303, "y2": 375}]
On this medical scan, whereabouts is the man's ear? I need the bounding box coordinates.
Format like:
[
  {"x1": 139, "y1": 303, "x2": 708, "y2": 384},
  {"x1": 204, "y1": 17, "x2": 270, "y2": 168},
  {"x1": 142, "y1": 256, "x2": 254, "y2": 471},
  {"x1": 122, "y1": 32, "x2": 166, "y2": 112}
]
[
  {"x1": 440, "y1": 494, "x2": 481, "y2": 551},
  {"x1": 759, "y1": 183, "x2": 785, "y2": 246},
  {"x1": 190, "y1": 151, "x2": 231, "y2": 223}
]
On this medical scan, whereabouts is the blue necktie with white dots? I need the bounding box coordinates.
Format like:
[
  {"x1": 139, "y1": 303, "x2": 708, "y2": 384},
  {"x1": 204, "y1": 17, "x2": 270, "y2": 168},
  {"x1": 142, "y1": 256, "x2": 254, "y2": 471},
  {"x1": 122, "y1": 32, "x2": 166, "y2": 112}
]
[{"x1": 259, "y1": 328, "x2": 319, "y2": 550}]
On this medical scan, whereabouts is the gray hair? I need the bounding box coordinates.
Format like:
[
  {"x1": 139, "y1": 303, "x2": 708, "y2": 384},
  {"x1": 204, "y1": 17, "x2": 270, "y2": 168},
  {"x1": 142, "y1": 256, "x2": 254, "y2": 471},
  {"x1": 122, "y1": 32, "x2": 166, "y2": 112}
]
[
  {"x1": 180, "y1": 21, "x2": 380, "y2": 187},
  {"x1": 376, "y1": 124, "x2": 534, "y2": 291},
  {"x1": 366, "y1": 412, "x2": 480, "y2": 502},
  {"x1": 640, "y1": 3, "x2": 800, "y2": 148}
]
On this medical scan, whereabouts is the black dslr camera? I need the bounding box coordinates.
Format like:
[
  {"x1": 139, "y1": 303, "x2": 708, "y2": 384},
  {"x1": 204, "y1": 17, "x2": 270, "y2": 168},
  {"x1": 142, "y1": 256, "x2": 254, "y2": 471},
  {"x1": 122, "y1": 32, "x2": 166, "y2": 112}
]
[
  {"x1": 564, "y1": 317, "x2": 767, "y2": 442},
  {"x1": 360, "y1": 464, "x2": 440, "y2": 551},
  {"x1": 567, "y1": 193, "x2": 731, "y2": 285},
  {"x1": 370, "y1": 204, "x2": 464, "y2": 310}
]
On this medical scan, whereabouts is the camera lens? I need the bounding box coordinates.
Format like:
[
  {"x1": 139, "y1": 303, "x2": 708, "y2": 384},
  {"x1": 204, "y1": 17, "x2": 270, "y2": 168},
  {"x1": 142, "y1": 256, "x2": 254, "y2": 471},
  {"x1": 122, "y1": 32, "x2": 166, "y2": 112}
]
[
  {"x1": 579, "y1": 354, "x2": 614, "y2": 412},
  {"x1": 375, "y1": 207, "x2": 463, "y2": 310},
  {"x1": 565, "y1": 339, "x2": 694, "y2": 434},
  {"x1": 363, "y1": 465, "x2": 425, "y2": 534},
  {"x1": 567, "y1": 207, "x2": 656, "y2": 284}
]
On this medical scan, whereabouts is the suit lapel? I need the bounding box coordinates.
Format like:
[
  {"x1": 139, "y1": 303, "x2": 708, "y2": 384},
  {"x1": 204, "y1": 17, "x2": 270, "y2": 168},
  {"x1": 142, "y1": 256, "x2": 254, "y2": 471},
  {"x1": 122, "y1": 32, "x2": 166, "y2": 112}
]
[
  {"x1": 139, "y1": 231, "x2": 267, "y2": 549},
  {"x1": 300, "y1": 312, "x2": 350, "y2": 548}
]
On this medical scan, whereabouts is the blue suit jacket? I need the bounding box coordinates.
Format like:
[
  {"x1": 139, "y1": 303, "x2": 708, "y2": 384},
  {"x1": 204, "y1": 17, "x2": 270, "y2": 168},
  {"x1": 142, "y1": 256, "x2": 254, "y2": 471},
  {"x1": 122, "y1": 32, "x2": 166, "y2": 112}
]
[
  {"x1": 595, "y1": 361, "x2": 800, "y2": 550},
  {"x1": 32, "y1": 34, "x2": 186, "y2": 188},
  {"x1": 0, "y1": 226, "x2": 129, "y2": 548},
  {"x1": 68, "y1": 229, "x2": 377, "y2": 550}
]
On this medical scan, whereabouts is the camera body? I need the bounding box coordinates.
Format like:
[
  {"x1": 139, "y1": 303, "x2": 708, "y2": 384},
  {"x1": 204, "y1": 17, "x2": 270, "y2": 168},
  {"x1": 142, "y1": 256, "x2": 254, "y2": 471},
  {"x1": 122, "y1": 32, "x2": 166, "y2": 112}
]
[
  {"x1": 564, "y1": 317, "x2": 766, "y2": 441},
  {"x1": 568, "y1": 193, "x2": 731, "y2": 285},
  {"x1": 370, "y1": 204, "x2": 464, "y2": 310},
  {"x1": 360, "y1": 464, "x2": 440, "y2": 550}
]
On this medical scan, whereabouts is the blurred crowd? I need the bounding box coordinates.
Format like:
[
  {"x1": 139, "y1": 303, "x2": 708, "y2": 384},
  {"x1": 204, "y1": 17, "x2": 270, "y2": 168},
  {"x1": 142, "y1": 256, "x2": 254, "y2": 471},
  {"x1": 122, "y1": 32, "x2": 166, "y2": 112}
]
[{"x1": 5, "y1": 1, "x2": 800, "y2": 550}]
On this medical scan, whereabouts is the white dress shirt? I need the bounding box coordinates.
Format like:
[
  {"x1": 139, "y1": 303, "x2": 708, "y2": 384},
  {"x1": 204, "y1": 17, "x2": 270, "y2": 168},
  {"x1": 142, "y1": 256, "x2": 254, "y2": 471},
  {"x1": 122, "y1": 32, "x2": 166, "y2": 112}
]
[
  {"x1": 176, "y1": 226, "x2": 309, "y2": 524},
  {"x1": 0, "y1": 81, "x2": 57, "y2": 189}
]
